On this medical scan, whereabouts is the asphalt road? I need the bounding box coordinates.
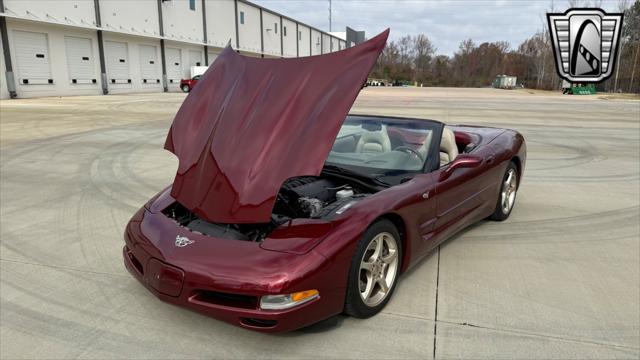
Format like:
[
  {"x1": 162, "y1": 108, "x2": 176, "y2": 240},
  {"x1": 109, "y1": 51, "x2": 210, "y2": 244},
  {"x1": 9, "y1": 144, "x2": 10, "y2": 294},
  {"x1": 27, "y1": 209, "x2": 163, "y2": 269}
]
[{"x1": 1, "y1": 87, "x2": 638, "y2": 359}]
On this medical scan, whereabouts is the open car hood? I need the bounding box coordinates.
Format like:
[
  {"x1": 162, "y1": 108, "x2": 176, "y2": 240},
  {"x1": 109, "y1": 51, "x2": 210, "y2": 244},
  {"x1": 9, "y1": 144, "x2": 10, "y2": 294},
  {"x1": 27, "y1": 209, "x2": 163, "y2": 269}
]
[{"x1": 164, "y1": 30, "x2": 389, "y2": 223}]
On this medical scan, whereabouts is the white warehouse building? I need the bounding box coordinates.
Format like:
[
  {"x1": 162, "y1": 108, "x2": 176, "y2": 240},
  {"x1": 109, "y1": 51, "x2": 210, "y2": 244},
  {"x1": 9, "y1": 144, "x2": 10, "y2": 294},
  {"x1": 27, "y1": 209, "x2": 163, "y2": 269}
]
[{"x1": 0, "y1": 0, "x2": 359, "y2": 99}]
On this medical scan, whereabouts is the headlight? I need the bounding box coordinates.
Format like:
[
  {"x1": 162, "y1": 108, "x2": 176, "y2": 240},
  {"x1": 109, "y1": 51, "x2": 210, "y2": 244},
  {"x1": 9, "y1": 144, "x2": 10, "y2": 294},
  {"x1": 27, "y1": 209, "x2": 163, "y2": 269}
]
[{"x1": 260, "y1": 289, "x2": 319, "y2": 310}]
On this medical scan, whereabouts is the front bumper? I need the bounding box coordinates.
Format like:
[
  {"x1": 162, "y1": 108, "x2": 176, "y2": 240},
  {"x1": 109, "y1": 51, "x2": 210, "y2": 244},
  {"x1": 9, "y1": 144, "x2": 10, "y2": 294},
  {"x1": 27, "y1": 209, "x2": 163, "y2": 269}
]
[{"x1": 122, "y1": 209, "x2": 345, "y2": 332}]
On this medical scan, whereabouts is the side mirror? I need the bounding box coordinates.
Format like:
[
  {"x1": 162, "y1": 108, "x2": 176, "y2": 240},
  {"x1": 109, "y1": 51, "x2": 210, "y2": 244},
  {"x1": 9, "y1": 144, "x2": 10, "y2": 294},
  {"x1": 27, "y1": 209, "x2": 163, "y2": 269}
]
[{"x1": 439, "y1": 154, "x2": 483, "y2": 181}]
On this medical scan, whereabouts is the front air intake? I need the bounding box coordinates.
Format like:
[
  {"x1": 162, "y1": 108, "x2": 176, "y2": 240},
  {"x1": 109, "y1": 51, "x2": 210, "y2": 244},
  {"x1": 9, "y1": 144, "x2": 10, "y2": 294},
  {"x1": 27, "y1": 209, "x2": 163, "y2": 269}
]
[
  {"x1": 190, "y1": 290, "x2": 258, "y2": 310},
  {"x1": 240, "y1": 318, "x2": 278, "y2": 328}
]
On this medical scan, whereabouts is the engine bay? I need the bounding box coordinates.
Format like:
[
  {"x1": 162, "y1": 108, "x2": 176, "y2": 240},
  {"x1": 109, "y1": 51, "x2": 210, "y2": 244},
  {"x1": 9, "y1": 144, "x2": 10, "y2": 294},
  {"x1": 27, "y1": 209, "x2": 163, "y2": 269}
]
[
  {"x1": 162, "y1": 175, "x2": 371, "y2": 241},
  {"x1": 273, "y1": 176, "x2": 369, "y2": 218}
]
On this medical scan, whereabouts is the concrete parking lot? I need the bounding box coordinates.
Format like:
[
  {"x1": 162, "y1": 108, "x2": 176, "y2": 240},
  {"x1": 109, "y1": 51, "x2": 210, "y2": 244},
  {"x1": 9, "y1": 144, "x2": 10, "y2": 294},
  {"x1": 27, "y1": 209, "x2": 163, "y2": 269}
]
[{"x1": 1, "y1": 87, "x2": 638, "y2": 359}]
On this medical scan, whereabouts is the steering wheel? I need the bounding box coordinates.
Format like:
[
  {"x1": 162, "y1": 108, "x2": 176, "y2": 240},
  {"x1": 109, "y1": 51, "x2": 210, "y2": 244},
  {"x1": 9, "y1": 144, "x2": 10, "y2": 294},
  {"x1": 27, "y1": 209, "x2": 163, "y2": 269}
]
[{"x1": 394, "y1": 146, "x2": 424, "y2": 162}]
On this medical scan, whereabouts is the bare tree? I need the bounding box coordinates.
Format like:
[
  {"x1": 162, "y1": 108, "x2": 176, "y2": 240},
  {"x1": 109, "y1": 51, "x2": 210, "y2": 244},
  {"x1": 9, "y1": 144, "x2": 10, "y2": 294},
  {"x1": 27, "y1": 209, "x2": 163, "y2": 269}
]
[
  {"x1": 614, "y1": 0, "x2": 630, "y2": 92},
  {"x1": 413, "y1": 34, "x2": 436, "y2": 83},
  {"x1": 625, "y1": 1, "x2": 640, "y2": 92},
  {"x1": 568, "y1": 0, "x2": 601, "y2": 7},
  {"x1": 397, "y1": 36, "x2": 413, "y2": 67}
]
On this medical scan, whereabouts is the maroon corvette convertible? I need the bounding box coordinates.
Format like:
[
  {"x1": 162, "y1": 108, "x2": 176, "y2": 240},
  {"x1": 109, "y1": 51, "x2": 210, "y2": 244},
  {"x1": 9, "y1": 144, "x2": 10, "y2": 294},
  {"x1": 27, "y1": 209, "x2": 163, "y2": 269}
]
[{"x1": 123, "y1": 30, "x2": 526, "y2": 332}]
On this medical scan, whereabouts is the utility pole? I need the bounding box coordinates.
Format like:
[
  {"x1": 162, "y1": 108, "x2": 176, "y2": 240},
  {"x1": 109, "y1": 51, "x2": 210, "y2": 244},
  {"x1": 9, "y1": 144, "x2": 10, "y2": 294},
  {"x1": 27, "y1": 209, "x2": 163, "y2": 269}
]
[{"x1": 329, "y1": 0, "x2": 332, "y2": 32}]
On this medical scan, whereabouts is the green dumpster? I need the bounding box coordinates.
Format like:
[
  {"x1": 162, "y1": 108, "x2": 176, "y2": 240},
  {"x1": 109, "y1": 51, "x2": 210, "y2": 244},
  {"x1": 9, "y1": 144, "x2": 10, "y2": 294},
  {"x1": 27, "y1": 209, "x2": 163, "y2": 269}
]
[{"x1": 569, "y1": 84, "x2": 596, "y2": 95}]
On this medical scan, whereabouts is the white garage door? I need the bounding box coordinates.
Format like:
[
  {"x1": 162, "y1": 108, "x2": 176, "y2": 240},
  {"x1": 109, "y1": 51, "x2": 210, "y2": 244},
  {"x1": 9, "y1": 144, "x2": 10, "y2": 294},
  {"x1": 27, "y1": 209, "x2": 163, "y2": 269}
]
[
  {"x1": 188, "y1": 50, "x2": 203, "y2": 67},
  {"x1": 64, "y1": 36, "x2": 96, "y2": 84},
  {"x1": 105, "y1": 40, "x2": 130, "y2": 84},
  {"x1": 139, "y1": 44, "x2": 160, "y2": 84},
  {"x1": 187, "y1": 50, "x2": 203, "y2": 79},
  {"x1": 13, "y1": 30, "x2": 52, "y2": 85},
  {"x1": 165, "y1": 47, "x2": 181, "y2": 84}
]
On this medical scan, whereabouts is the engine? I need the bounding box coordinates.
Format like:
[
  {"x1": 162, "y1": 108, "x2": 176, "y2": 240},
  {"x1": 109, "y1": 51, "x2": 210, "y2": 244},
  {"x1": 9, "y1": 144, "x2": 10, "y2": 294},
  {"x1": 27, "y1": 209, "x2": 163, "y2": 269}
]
[{"x1": 273, "y1": 176, "x2": 362, "y2": 218}]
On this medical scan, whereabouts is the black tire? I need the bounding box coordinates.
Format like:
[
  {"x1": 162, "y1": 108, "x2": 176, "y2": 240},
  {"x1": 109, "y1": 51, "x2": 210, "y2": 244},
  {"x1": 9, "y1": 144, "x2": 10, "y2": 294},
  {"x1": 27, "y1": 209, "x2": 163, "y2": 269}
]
[
  {"x1": 181, "y1": 84, "x2": 190, "y2": 93},
  {"x1": 489, "y1": 161, "x2": 519, "y2": 221},
  {"x1": 344, "y1": 219, "x2": 402, "y2": 318}
]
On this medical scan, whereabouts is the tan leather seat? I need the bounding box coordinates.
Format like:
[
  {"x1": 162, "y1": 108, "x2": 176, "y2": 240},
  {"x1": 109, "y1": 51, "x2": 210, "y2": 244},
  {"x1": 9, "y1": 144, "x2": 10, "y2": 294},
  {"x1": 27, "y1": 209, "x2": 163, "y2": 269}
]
[
  {"x1": 416, "y1": 131, "x2": 433, "y2": 160},
  {"x1": 356, "y1": 126, "x2": 391, "y2": 154},
  {"x1": 440, "y1": 127, "x2": 458, "y2": 166}
]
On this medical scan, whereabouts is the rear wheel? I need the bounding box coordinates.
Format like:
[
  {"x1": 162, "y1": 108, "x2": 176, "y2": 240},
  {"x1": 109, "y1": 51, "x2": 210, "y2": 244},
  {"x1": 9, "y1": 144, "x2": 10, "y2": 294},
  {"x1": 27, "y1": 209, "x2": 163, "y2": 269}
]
[
  {"x1": 181, "y1": 84, "x2": 190, "y2": 93},
  {"x1": 344, "y1": 219, "x2": 401, "y2": 318},
  {"x1": 489, "y1": 162, "x2": 519, "y2": 221}
]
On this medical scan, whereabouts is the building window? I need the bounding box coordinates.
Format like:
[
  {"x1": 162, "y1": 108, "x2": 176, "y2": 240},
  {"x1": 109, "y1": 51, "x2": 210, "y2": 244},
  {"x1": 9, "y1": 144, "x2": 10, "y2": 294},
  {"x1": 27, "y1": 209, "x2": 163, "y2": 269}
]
[
  {"x1": 274, "y1": 23, "x2": 278, "y2": 34},
  {"x1": 283, "y1": 26, "x2": 287, "y2": 36},
  {"x1": 298, "y1": 31, "x2": 302, "y2": 41},
  {"x1": 189, "y1": 0, "x2": 196, "y2": 11},
  {"x1": 240, "y1": 11, "x2": 245, "y2": 24}
]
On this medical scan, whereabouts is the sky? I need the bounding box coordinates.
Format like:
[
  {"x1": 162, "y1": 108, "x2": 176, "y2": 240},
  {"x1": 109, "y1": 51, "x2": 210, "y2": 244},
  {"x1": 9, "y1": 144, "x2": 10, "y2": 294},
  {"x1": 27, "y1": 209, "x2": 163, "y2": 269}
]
[{"x1": 253, "y1": 0, "x2": 624, "y2": 56}]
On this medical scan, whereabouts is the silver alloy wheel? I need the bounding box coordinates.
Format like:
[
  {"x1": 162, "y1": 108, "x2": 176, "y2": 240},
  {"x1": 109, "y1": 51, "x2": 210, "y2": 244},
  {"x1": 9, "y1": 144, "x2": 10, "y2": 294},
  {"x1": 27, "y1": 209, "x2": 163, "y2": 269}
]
[
  {"x1": 501, "y1": 168, "x2": 517, "y2": 214},
  {"x1": 358, "y1": 232, "x2": 399, "y2": 307}
]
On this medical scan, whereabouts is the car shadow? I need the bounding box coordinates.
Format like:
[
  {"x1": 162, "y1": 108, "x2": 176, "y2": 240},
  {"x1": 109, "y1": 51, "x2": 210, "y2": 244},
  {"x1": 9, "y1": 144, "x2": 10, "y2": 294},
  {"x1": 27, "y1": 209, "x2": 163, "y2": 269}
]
[{"x1": 294, "y1": 314, "x2": 348, "y2": 334}]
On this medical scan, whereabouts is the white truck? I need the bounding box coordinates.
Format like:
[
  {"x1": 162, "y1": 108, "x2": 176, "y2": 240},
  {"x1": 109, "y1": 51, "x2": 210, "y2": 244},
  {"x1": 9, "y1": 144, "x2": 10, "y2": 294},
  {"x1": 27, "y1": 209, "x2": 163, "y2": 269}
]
[{"x1": 190, "y1": 66, "x2": 209, "y2": 79}]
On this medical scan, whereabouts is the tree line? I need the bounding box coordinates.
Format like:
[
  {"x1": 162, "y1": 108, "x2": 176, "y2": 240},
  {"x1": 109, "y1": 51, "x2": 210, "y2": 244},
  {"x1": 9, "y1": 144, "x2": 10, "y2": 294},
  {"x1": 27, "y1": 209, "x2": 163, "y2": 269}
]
[{"x1": 370, "y1": 0, "x2": 639, "y2": 93}]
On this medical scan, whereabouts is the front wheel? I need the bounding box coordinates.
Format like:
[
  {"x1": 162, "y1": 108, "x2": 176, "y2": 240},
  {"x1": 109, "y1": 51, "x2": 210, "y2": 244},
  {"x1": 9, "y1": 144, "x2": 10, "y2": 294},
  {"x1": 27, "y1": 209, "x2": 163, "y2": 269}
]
[
  {"x1": 489, "y1": 162, "x2": 519, "y2": 221},
  {"x1": 181, "y1": 84, "x2": 190, "y2": 93},
  {"x1": 344, "y1": 219, "x2": 401, "y2": 318}
]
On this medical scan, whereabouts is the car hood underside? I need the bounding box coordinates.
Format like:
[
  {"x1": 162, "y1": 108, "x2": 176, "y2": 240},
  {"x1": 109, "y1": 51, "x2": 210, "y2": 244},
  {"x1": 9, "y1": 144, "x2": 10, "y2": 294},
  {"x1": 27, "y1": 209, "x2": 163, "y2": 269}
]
[{"x1": 164, "y1": 30, "x2": 388, "y2": 223}]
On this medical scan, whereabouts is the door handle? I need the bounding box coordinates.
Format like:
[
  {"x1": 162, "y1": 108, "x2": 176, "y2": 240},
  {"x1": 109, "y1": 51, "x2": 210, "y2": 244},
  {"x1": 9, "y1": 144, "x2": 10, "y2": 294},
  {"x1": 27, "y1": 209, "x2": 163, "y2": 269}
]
[
  {"x1": 422, "y1": 190, "x2": 430, "y2": 199},
  {"x1": 487, "y1": 155, "x2": 495, "y2": 165}
]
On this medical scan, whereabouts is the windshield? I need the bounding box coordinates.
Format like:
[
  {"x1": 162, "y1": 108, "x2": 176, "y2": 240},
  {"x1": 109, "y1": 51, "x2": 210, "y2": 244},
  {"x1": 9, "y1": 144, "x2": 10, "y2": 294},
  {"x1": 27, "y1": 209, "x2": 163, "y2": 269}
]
[{"x1": 325, "y1": 116, "x2": 438, "y2": 182}]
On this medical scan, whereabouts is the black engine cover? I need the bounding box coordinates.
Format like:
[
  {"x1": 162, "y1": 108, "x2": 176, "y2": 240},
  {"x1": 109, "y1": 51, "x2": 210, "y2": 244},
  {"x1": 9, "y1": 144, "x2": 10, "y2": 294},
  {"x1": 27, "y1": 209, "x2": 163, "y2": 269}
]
[
  {"x1": 288, "y1": 177, "x2": 337, "y2": 202},
  {"x1": 274, "y1": 177, "x2": 339, "y2": 217}
]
